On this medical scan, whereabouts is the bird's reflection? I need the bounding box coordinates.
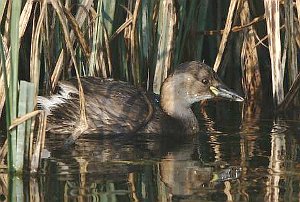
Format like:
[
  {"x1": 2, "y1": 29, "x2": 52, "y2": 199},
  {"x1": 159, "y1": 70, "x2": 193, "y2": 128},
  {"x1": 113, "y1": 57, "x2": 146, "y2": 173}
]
[{"x1": 38, "y1": 131, "x2": 242, "y2": 201}]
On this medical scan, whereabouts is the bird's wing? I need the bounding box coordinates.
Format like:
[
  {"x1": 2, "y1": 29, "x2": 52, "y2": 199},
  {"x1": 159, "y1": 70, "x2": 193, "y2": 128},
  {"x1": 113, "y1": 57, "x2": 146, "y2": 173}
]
[{"x1": 44, "y1": 77, "x2": 152, "y2": 135}]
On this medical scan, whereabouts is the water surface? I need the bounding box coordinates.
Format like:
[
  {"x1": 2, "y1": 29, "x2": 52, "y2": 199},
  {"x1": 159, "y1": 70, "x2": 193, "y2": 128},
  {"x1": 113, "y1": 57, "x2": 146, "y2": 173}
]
[{"x1": 1, "y1": 102, "x2": 300, "y2": 201}]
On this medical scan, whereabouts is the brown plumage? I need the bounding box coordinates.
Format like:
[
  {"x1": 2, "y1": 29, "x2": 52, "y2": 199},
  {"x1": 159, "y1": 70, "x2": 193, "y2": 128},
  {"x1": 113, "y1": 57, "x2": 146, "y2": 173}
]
[{"x1": 38, "y1": 61, "x2": 244, "y2": 137}]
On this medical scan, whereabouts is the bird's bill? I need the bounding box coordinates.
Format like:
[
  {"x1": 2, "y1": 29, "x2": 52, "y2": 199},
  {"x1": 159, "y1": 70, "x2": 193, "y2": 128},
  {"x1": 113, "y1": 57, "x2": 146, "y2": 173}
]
[{"x1": 209, "y1": 85, "x2": 244, "y2": 102}]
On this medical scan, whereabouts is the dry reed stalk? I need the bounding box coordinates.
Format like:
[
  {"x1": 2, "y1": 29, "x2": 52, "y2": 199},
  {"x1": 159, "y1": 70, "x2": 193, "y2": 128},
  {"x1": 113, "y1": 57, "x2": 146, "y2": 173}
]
[
  {"x1": 0, "y1": 35, "x2": 8, "y2": 164},
  {"x1": 124, "y1": 1, "x2": 134, "y2": 41},
  {"x1": 284, "y1": 0, "x2": 298, "y2": 88},
  {"x1": 110, "y1": 17, "x2": 133, "y2": 41},
  {"x1": 264, "y1": 0, "x2": 284, "y2": 105},
  {"x1": 63, "y1": 7, "x2": 91, "y2": 58},
  {"x1": 50, "y1": 0, "x2": 88, "y2": 139},
  {"x1": 121, "y1": 1, "x2": 135, "y2": 82},
  {"x1": 103, "y1": 27, "x2": 112, "y2": 76},
  {"x1": 0, "y1": 140, "x2": 7, "y2": 165},
  {"x1": 30, "y1": 1, "x2": 47, "y2": 98},
  {"x1": 213, "y1": 0, "x2": 239, "y2": 72},
  {"x1": 98, "y1": 49, "x2": 107, "y2": 78},
  {"x1": 0, "y1": 174, "x2": 8, "y2": 199},
  {"x1": 295, "y1": 1, "x2": 300, "y2": 48},
  {"x1": 3, "y1": 1, "x2": 11, "y2": 46},
  {"x1": 297, "y1": 0, "x2": 300, "y2": 23},
  {"x1": 294, "y1": 19, "x2": 300, "y2": 48},
  {"x1": 88, "y1": 1, "x2": 107, "y2": 77},
  {"x1": 0, "y1": 0, "x2": 8, "y2": 24},
  {"x1": 51, "y1": 0, "x2": 93, "y2": 89},
  {"x1": 2, "y1": 110, "x2": 46, "y2": 171},
  {"x1": 0, "y1": 0, "x2": 34, "y2": 118},
  {"x1": 29, "y1": 178, "x2": 41, "y2": 201},
  {"x1": 281, "y1": 23, "x2": 288, "y2": 75},
  {"x1": 1, "y1": 1, "x2": 48, "y2": 172},
  {"x1": 0, "y1": 7, "x2": 10, "y2": 119},
  {"x1": 31, "y1": 111, "x2": 46, "y2": 172},
  {"x1": 19, "y1": 0, "x2": 34, "y2": 38},
  {"x1": 0, "y1": 41, "x2": 9, "y2": 116},
  {"x1": 0, "y1": 110, "x2": 46, "y2": 172},
  {"x1": 130, "y1": 0, "x2": 141, "y2": 86},
  {"x1": 278, "y1": 72, "x2": 300, "y2": 111},
  {"x1": 240, "y1": 0, "x2": 261, "y2": 100},
  {"x1": 199, "y1": 15, "x2": 266, "y2": 36},
  {"x1": 277, "y1": 0, "x2": 300, "y2": 110},
  {"x1": 153, "y1": 0, "x2": 176, "y2": 94},
  {"x1": 8, "y1": 110, "x2": 42, "y2": 130},
  {"x1": 253, "y1": 25, "x2": 286, "y2": 50}
]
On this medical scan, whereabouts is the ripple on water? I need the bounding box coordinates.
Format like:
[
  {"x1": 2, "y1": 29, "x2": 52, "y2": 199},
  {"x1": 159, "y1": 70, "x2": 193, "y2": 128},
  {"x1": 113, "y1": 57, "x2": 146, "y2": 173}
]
[{"x1": 2, "y1": 114, "x2": 300, "y2": 201}]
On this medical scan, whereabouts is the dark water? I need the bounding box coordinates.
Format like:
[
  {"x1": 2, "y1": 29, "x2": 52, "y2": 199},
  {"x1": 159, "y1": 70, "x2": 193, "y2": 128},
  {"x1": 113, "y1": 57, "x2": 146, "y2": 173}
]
[{"x1": 1, "y1": 102, "x2": 300, "y2": 201}]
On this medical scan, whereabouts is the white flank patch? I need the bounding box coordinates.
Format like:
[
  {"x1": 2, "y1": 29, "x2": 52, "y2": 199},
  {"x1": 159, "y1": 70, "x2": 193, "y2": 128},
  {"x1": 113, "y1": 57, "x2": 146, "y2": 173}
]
[
  {"x1": 58, "y1": 82, "x2": 78, "y2": 98},
  {"x1": 37, "y1": 82, "x2": 78, "y2": 115},
  {"x1": 37, "y1": 95, "x2": 66, "y2": 115}
]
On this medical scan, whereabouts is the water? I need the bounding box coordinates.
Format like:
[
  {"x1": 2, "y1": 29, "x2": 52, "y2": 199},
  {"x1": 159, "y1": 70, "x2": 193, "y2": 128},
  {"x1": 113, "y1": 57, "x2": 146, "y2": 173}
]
[{"x1": 1, "y1": 102, "x2": 300, "y2": 201}]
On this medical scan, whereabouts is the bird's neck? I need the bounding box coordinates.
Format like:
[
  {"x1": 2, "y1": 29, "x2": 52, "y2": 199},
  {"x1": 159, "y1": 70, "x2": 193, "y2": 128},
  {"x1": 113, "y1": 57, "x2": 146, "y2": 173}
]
[{"x1": 160, "y1": 81, "x2": 199, "y2": 134}]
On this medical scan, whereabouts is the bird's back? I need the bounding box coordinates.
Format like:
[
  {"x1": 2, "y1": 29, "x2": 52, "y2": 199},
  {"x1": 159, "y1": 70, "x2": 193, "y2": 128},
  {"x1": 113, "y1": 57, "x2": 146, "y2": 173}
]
[{"x1": 38, "y1": 77, "x2": 154, "y2": 135}]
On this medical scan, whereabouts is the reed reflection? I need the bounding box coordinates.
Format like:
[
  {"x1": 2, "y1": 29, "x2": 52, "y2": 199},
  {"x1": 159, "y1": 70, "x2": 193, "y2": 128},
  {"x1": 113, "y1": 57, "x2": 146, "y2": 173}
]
[{"x1": 2, "y1": 104, "x2": 300, "y2": 201}]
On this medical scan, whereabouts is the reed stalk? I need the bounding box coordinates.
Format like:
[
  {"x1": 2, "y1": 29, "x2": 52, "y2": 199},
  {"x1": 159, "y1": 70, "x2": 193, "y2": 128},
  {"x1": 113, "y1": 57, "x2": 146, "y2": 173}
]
[
  {"x1": 0, "y1": 0, "x2": 47, "y2": 174},
  {"x1": 284, "y1": 0, "x2": 298, "y2": 91},
  {"x1": 213, "y1": 0, "x2": 238, "y2": 72},
  {"x1": 152, "y1": 0, "x2": 176, "y2": 94},
  {"x1": 240, "y1": 0, "x2": 261, "y2": 100},
  {"x1": 0, "y1": 30, "x2": 10, "y2": 134},
  {"x1": 0, "y1": 0, "x2": 7, "y2": 25},
  {"x1": 89, "y1": 0, "x2": 105, "y2": 77},
  {"x1": 264, "y1": 0, "x2": 284, "y2": 105}
]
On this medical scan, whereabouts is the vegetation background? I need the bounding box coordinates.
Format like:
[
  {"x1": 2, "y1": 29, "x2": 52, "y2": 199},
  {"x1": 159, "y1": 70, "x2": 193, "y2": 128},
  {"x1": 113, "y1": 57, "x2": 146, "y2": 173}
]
[{"x1": 0, "y1": 0, "x2": 299, "y2": 172}]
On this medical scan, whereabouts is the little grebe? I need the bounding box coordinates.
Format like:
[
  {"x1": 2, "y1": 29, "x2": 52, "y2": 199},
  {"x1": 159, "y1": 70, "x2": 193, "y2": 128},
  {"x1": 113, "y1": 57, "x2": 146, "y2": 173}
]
[{"x1": 38, "y1": 61, "x2": 243, "y2": 136}]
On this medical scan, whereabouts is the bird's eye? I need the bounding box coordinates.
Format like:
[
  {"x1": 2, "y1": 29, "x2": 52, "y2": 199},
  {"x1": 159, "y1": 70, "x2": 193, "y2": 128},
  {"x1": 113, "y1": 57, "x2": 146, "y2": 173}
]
[{"x1": 202, "y1": 78, "x2": 209, "y2": 85}]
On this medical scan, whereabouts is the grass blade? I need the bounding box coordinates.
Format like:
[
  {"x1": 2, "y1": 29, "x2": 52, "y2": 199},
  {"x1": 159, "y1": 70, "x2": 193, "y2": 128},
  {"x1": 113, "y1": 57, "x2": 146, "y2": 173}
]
[
  {"x1": 8, "y1": 0, "x2": 22, "y2": 173},
  {"x1": 15, "y1": 81, "x2": 27, "y2": 172}
]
